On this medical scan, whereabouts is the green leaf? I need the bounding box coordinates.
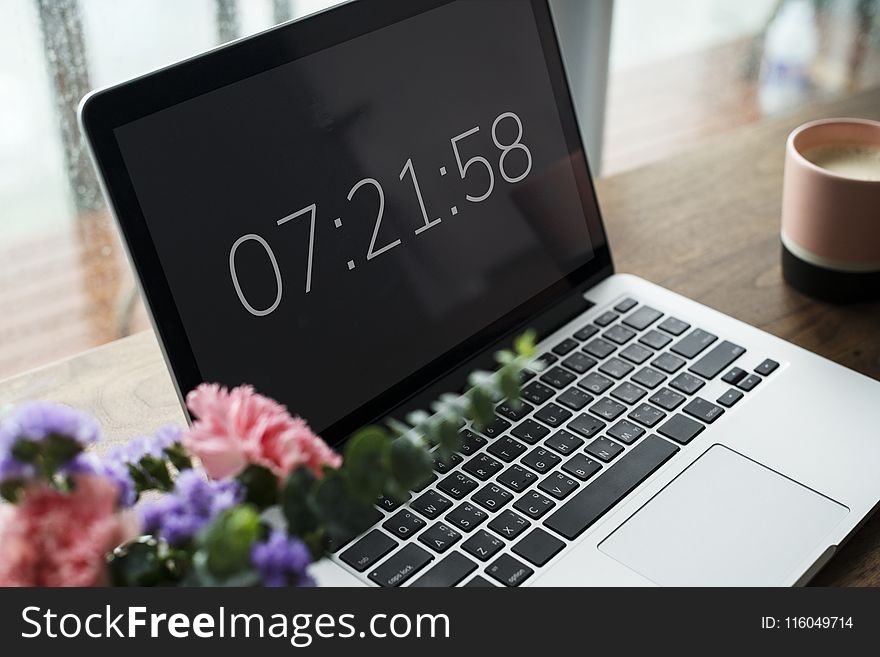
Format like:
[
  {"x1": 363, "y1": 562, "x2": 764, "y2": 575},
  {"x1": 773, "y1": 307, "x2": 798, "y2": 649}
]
[
  {"x1": 0, "y1": 479, "x2": 23, "y2": 504},
  {"x1": 236, "y1": 464, "x2": 280, "y2": 510},
  {"x1": 139, "y1": 455, "x2": 175, "y2": 491},
  {"x1": 498, "y1": 365, "x2": 521, "y2": 403},
  {"x1": 107, "y1": 537, "x2": 180, "y2": 586},
  {"x1": 312, "y1": 471, "x2": 376, "y2": 547},
  {"x1": 10, "y1": 438, "x2": 39, "y2": 464},
  {"x1": 389, "y1": 435, "x2": 433, "y2": 491},
  {"x1": 468, "y1": 386, "x2": 495, "y2": 429},
  {"x1": 281, "y1": 467, "x2": 320, "y2": 537},
  {"x1": 41, "y1": 434, "x2": 84, "y2": 475},
  {"x1": 163, "y1": 443, "x2": 193, "y2": 472},
  {"x1": 436, "y1": 418, "x2": 462, "y2": 460},
  {"x1": 197, "y1": 505, "x2": 261, "y2": 579},
  {"x1": 514, "y1": 330, "x2": 537, "y2": 358},
  {"x1": 342, "y1": 427, "x2": 391, "y2": 502}
]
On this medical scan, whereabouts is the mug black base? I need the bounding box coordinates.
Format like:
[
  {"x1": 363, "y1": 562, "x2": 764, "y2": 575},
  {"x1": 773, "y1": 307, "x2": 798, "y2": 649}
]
[{"x1": 782, "y1": 242, "x2": 880, "y2": 304}]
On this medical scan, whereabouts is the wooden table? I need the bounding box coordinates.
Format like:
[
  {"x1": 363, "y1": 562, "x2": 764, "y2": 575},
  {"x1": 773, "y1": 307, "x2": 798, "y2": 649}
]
[{"x1": 2, "y1": 89, "x2": 879, "y2": 585}]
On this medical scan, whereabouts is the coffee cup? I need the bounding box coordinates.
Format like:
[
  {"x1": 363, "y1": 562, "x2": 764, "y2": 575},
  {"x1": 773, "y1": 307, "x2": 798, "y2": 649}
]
[{"x1": 781, "y1": 117, "x2": 880, "y2": 303}]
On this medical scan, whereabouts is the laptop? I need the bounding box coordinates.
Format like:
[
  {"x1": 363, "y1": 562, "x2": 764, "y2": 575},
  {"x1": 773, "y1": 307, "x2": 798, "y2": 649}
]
[{"x1": 80, "y1": 0, "x2": 880, "y2": 587}]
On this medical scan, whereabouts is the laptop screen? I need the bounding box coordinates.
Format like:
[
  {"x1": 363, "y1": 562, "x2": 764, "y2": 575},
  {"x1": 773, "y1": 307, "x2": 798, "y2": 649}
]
[{"x1": 111, "y1": 0, "x2": 602, "y2": 436}]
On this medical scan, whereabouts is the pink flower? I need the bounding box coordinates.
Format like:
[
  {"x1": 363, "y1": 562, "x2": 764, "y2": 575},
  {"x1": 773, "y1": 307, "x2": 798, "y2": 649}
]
[
  {"x1": 184, "y1": 384, "x2": 342, "y2": 480},
  {"x1": 0, "y1": 475, "x2": 139, "y2": 587}
]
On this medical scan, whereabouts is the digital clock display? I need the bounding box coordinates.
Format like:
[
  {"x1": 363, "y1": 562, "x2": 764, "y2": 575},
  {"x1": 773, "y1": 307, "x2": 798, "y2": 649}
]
[{"x1": 115, "y1": 0, "x2": 597, "y2": 436}]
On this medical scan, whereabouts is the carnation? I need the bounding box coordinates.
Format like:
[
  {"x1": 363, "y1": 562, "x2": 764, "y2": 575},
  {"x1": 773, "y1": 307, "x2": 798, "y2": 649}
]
[
  {"x1": 0, "y1": 475, "x2": 139, "y2": 587},
  {"x1": 184, "y1": 384, "x2": 341, "y2": 480}
]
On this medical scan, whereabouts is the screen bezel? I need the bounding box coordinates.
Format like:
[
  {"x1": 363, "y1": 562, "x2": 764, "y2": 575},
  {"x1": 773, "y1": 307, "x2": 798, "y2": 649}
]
[{"x1": 80, "y1": 0, "x2": 613, "y2": 443}]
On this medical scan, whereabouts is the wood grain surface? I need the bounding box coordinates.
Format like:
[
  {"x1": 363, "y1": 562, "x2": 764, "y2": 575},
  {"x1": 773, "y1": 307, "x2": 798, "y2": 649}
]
[{"x1": 1, "y1": 89, "x2": 879, "y2": 585}]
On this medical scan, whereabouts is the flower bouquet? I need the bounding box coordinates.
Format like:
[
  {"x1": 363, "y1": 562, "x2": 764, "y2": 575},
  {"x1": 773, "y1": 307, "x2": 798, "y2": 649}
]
[{"x1": 0, "y1": 333, "x2": 536, "y2": 587}]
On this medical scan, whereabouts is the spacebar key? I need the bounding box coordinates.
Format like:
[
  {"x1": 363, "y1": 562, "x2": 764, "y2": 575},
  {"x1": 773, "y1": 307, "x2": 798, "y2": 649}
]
[{"x1": 544, "y1": 436, "x2": 679, "y2": 540}]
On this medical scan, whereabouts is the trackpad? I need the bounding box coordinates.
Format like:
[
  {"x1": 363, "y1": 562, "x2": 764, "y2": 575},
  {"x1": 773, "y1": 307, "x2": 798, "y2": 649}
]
[{"x1": 599, "y1": 445, "x2": 848, "y2": 585}]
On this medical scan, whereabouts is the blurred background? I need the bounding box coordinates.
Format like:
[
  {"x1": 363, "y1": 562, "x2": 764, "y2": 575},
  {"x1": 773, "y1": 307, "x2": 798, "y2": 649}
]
[{"x1": 1, "y1": 0, "x2": 879, "y2": 379}]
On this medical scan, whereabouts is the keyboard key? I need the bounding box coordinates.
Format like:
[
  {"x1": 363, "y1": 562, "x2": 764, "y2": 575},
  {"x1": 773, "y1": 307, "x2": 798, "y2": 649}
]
[
  {"x1": 639, "y1": 330, "x2": 672, "y2": 350},
  {"x1": 517, "y1": 369, "x2": 536, "y2": 384},
  {"x1": 445, "y1": 503, "x2": 487, "y2": 533},
  {"x1": 556, "y1": 387, "x2": 593, "y2": 411},
  {"x1": 552, "y1": 338, "x2": 579, "y2": 356},
  {"x1": 487, "y1": 436, "x2": 527, "y2": 462},
  {"x1": 614, "y1": 297, "x2": 638, "y2": 313},
  {"x1": 463, "y1": 575, "x2": 495, "y2": 587},
  {"x1": 606, "y1": 419, "x2": 645, "y2": 445},
  {"x1": 457, "y1": 429, "x2": 487, "y2": 456},
  {"x1": 567, "y1": 413, "x2": 606, "y2": 439},
  {"x1": 599, "y1": 357, "x2": 634, "y2": 379},
  {"x1": 623, "y1": 306, "x2": 663, "y2": 330},
  {"x1": 594, "y1": 311, "x2": 618, "y2": 327},
  {"x1": 619, "y1": 343, "x2": 653, "y2": 365},
  {"x1": 652, "y1": 352, "x2": 686, "y2": 373},
  {"x1": 657, "y1": 317, "x2": 690, "y2": 336},
  {"x1": 511, "y1": 419, "x2": 550, "y2": 444},
  {"x1": 572, "y1": 324, "x2": 599, "y2": 341},
  {"x1": 462, "y1": 454, "x2": 503, "y2": 480},
  {"x1": 522, "y1": 381, "x2": 555, "y2": 405},
  {"x1": 410, "y1": 489, "x2": 453, "y2": 519},
  {"x1": 689, "y1": 340, "x2": 746, "y2": 379},
  {"x1": 737, "y1": 374, "x2": 761, "y2": 391},
  {"x1": 377, "y1": 494, "x2": 405, "y2": 512},
  {"x1": 561, "y1": 352, "x2": 598, "y2": 374},
  {"x1": 418, "y1": 522, "x2": 462, "y2": 553},
  {"x1": 514, "y1": 491, "x2": 556, "y2": 519},
  {"x1": 462, "y1": 529, "x2": 504, "y2": 561},
  {"x1": 486, "y1": 554, "x2": 534, "y2": 586},
  {"x1": 584, "y1": 337, "x2": 616, "y2": 359},
  {"x1": 562, "y1": 453, "x2": 602, "y2": 481},
  {"x1": 631, "y1": 367, "x2": 667, "y2": 389},
  {"x1": 383, "y1": 510, "x2": 426, "y2": 539},
  {"x1": 410, "y1": 552, "x2": 476, "y2": 587},
  {"x1": 474, "y1": 416, "x2": 510, "y2": 439},
  {"x1": 488, "y1": 509, "x2": 530, "y2": 539},
  {"x1": 534, "y1": 402, "x2": 573, "y2": 428},
  {"x1": 671, "y1": 328, "x2": 717, "y2": 358},
  {"x1": 585, "y1": 437, "x2": 624, "y2": 462},
  {"x1": 538, "y1": 471, "x2": 580, "y2": 499},
  {"x1": 368, "y1": 544, "x2": 433, "y2": 587},
  {"x1": 717, "y1": 388, "x2": 744, "y2": 407},
  {"x1": 657, "y1": 413, "x2": 705, "y2": 445},
  {"x1": 496, "y1": 465, "x2": 537, "y2": 492},
  {"x1": 544, "y1": 436, "x2": 679, "y2": 540},
  {"x1": 603, "y1": 324, "x2": 637, "y2": 345},
  {"x1": 471, "y1": 483, "x2": 513, "y2": 512},
  {"x1": 437, "y1": 472, "x2": 479, "y2": 499},
  {"x1": 648, "y1": 387, "x2": 686, "y2": 411},
  {"x1": 535, "y1": 352, "x2": 558, "y2": 369},
  {"x1": 496, "y1": 400, "x2": 534, "y2": 422},
  {"x1": 755, "y1": 359, "x2": 779, "y2": 376},
  {"x1": 540, "y1": 366, "x2": 577, "y2": 390},
  {"x1": 513, "y1": 528, "x2": 565, "y2": 567},
  {"x1": 521, "y1": 447, "x2": 561, "y2": 474},
  {"x1": 682, "y1": 397, "x2": 725, "y2": 423},
  {"x1": 340, "y1": 530, "x2": 398, "y2": 572},
  {"x1": 628, "y1": 403, "x2": 666, "y2": 427},
  {"x1": 669, "y1": 372, "x2": 706, "y2": 395},
  {"x1": 722, "y1": 367, "x2": 747, "y2": 384},
  {"x1": 432, "y1": 451, "x2": 463, "y2": 474},
  {"x1": 610, "y1": 382, "x2": 647, "y2": 404},
  {"x1": 579, "y1": 372, "x2": 614, "y2": 394},
  {"x1": 544, "y1": 429, "x2": 584, "y2": 455},
  {"x1": 589, "y1": 397, "x2": 627, "y2": 421}
]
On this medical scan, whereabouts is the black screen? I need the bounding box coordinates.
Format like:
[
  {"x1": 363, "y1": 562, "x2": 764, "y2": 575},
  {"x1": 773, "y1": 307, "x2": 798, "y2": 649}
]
[{"x1": 114, "y1": 0, "x2": 596, "y2": 434}]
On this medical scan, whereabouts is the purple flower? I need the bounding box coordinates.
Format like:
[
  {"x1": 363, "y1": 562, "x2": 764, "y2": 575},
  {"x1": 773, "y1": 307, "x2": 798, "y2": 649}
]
[
  {"x1": 107, "y1": 425, "x2": 183, "y2": 466},
  {"x1": 251, "y1": 530, "x2": 315, "y2": 587},
  {"x1": 63, "y1": 453, "x2": 137, "y2": 507},
  {"x1": 139, "y1": 469, "x2": 242, "y2": 546},
  {"x1": 0, "y1": 401, "x2": 101, "y2": 483}
]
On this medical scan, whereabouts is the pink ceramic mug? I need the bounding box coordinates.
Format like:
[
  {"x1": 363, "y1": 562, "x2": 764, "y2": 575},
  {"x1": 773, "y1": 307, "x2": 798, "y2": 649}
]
[{"x1": 781, "y1": 117, "x2": 880, "y2": 302}]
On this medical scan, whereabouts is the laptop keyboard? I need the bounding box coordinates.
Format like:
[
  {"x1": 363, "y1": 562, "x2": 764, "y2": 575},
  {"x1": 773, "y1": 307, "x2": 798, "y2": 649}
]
[{"x1": 334, "y1": 297, "x2": 781, "y2": 587}]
